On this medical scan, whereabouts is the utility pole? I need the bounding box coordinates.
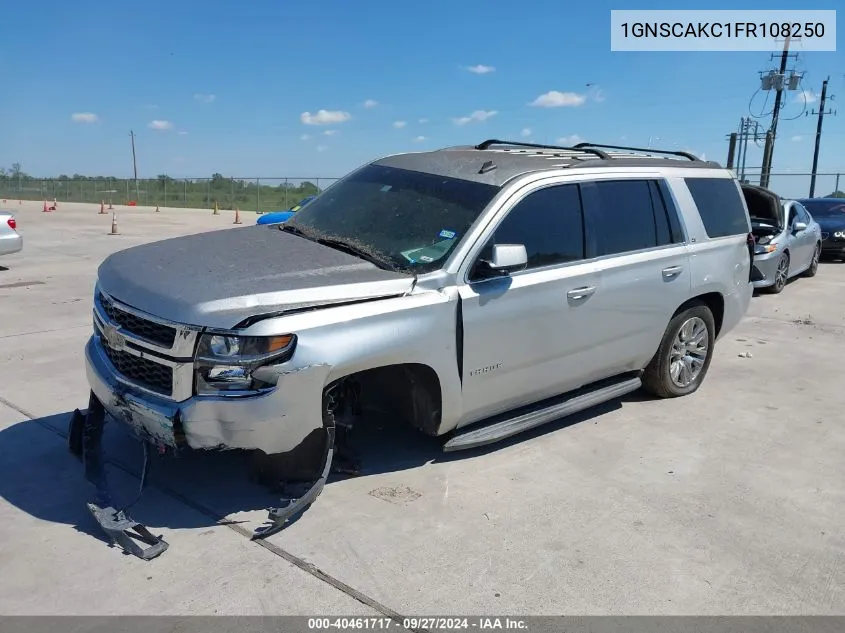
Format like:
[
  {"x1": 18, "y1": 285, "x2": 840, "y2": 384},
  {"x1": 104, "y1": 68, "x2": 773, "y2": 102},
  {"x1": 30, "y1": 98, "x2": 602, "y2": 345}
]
[
  {"x1": 726, "y1": 132, "x2": 738, "y2": 170},
  {"x1": 758, "y1": 36, "x2": 802, "y2": 189},
  {"x1": 129, "y1": 130, "x2": 140, "y2": 201},
  {"x1": 809, "y1": 78, "x2": 836, "y2": 198}
]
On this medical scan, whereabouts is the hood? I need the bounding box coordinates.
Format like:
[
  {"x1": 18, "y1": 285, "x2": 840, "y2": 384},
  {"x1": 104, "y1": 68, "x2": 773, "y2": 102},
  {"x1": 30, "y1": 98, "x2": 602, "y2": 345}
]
[
  {"x1": 816, "y1": 216, "x2": 845, "y2": 231},
  {"x1": 97, "y1": 224, "x2": 415, "y2": 329}
]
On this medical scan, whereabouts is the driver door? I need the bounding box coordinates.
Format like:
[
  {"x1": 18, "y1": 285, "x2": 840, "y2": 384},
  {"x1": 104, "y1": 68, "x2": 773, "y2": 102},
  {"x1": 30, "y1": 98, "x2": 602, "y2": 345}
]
[{"x1": 456, "y1": 183, "x2": 602, "y2": 426}]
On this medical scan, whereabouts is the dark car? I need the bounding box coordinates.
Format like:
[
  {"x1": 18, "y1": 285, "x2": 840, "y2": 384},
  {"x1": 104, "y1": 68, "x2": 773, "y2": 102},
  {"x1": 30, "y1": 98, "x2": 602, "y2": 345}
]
[{"x1": 797, "y1": 197, "x2": 845, "y2": 260}]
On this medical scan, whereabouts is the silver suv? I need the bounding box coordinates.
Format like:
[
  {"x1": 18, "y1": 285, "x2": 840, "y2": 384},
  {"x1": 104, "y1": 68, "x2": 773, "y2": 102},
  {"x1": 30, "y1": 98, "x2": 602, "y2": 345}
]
[{"x1": 71, "y1": 140, "x2": 754, "y2": 558}]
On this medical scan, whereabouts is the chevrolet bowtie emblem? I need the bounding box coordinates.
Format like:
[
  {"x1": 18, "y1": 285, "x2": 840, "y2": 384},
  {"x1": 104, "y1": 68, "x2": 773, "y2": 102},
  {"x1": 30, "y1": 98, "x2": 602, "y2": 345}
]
[{"x1": 102, "y1": 322, "x2": 126, "y2": 351}]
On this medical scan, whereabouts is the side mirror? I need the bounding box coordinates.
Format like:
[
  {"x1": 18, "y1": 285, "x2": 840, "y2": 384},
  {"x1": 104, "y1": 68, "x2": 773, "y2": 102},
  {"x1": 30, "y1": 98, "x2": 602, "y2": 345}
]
[
  {"x1": 477, "y1": 244, "x2": 528, "y2": 277},
  {"x1": 793, "y1": 221, "x2": 807, "y2": 232}
]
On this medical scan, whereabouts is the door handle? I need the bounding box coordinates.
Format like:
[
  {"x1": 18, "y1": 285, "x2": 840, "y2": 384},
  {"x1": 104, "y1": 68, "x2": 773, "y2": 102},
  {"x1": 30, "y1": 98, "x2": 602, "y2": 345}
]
[
  {"x1": 662, "y1": 265, "x2": 683, "y2": 278},
  {"x1": 567, "y1": 286, "x2": 596, "y2": 300}
]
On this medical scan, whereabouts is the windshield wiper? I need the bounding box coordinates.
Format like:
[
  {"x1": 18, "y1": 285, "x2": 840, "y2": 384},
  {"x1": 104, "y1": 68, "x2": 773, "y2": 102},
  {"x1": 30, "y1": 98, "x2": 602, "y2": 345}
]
[
  {"x1": 280, "y1": 224, "x2": 312, "y2": 238},
  {"x1": 316, "y1": 237, "x2": 407, "y2": 274}
]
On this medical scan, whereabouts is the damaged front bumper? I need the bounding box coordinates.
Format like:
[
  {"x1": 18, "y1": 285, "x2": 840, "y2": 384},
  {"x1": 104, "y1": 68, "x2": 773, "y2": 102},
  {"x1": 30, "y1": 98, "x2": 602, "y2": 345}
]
[
  {"x1": 85, "y1": 336, "x2": 331, "y2": 455},
  {"x1": 78, "y1": 336, "x2": 338, "y2": 559}
]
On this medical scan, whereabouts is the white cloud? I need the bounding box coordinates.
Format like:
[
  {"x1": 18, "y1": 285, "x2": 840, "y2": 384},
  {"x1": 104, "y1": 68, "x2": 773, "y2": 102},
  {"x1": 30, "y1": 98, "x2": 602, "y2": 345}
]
[
  {"x1": 791, "y1": 134, "x2": 804, "y2": 142},
  {"x1": 323, "y1": 129, "x2": 337, "y2": 136},
  {"x1": 418, "y1": 118, "x2": 429, "y2": 124},
  {"x1": 148, "y1": 120, "x2": 174, "y2": 130},
  {"x1": 529, "y1": 90, "x2": 587, "y2": 108},
  {"x1": 194, "y1": 93, "x2": 216, "y2": 103},
  {"x1": 363, "y1": 99, "x2": 378, "y2": 108},
  {"x1": 393, "y1": 120, "x2": 407, "y2": 128},
  {"x1": 453, "y1": 110, "x2": 498, "y2": 125},
  {"x1": 316, "y1": 145, "x2": 327, "y2": 152},
  {"x1": 300, "y1": 134, "x2": 311, "y2": 140},
  {"x1": 71, "y1": 112, "x2": 98, "y2": 123},
  {"x1": 796, "y1": 89, "x2": 817, "y2": 104},
  {"x1": 521, "y1": 128, "x2": 532, "y2": 137},
  {"x1": 300, "y1": 109, "x2": 352, "y2": 125},
  {"x1": 557, "y1": 134, "x2": 584, "y2": 145},
  {"x1": 465, "y1": 64, "x2": 496, "y2": 74},
  {"x1": 413, "y1": 135, "x2": 428, "y2": 142}
]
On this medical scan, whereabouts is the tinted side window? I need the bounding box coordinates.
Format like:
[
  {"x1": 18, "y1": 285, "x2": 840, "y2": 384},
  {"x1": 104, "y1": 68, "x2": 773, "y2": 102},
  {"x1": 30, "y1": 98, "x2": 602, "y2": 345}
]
[
  {"x1": 649, "y1": 181, "x2": 673, "y2": 246},
  {"x1": 684, "y1": 177, "x2": 751, "y2": 238},
  {"x1": 487, "y1": 184, "x2": 585, "y2": 270},
  {"x1": 655, "y1": 180, "x2": 686, "y2": 242},
  {"x1": 795, "y1": 203, "x2": 810, "y2": 223},
  {"x1": 581, "y1": 180, "x2": 658, "y2": 257}
]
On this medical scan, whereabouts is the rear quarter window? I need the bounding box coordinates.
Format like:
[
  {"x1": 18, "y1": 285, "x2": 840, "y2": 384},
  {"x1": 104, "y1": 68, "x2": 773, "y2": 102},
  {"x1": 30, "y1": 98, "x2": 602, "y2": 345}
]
[{"x1": 684, "y1": 177, "x2": 751, "y2": 238}]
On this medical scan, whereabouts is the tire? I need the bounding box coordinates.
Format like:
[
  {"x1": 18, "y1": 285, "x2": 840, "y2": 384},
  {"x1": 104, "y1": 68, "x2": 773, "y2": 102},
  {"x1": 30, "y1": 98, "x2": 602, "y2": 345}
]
[
  {"x1": 765, "y1": 252, "x2": 790, "y2": 294},
  {"x1": 803, "y1": 243, "x2": 821, "y2": 277},
  {"x1": 642, "y1": 302, "x2": 716, "y2": 399}
]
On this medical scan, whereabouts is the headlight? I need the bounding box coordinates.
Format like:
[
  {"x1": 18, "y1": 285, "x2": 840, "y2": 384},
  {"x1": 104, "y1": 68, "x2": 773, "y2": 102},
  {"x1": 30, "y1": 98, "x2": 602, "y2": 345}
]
[
  {"x1": 754, "y1": 243, "x2": 778, "y2": 255},
  {"x1": 835, "y1": 231, "x2": 845, "y2": 239},
  {"x1": 194, "y1": 333, "x2": 295, "y2": 394}
]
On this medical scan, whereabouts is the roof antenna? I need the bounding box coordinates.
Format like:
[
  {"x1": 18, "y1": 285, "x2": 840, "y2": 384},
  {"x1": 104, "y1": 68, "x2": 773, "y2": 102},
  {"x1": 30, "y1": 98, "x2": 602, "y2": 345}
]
[{"x1": 479, "y1": 160, "x2": 497, "y2": 174}]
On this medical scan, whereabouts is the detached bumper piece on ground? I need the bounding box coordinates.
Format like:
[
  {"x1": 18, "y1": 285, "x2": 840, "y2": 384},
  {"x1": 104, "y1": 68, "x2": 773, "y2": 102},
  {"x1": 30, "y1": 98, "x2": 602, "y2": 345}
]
[
  {"x1": 67, "y1": 395, "x2": 168, "y2": 560},
  {"x1": 68, "y1": 391, "x2": 337, "y2": 560}
]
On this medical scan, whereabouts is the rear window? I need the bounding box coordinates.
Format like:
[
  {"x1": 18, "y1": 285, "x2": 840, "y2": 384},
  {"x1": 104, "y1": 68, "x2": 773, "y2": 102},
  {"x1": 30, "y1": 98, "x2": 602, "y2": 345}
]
[{"x1": 684, "y1": 177, "x2": 750, "y2": 238}]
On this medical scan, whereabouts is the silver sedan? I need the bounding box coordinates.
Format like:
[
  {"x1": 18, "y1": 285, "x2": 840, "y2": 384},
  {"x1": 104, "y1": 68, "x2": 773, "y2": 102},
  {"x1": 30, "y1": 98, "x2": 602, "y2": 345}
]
[
  {"x1": 0, "y1": 210, "x2": 23, "y2": 257},
  {"x1": 751, "y1": 198, "x2": 822, "y2": 294}
]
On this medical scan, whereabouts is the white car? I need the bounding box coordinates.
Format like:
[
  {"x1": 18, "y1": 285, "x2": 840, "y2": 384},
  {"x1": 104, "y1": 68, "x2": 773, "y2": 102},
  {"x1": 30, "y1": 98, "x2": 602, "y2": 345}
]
[{"x1": 0, "y1": 211, "x2": 23, "y2": 257}]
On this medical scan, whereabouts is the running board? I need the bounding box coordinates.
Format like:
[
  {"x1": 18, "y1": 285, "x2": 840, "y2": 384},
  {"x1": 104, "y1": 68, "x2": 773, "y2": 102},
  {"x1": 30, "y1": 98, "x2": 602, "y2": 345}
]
[{"x1": 443, "y1": 374, "x2": 642, "y2": 452}]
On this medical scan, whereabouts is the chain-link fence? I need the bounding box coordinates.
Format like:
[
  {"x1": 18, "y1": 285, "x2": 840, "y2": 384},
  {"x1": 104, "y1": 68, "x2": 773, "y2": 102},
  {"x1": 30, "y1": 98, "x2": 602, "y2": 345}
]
[
  {"x1": 2, "y1": 172, "x2": 842, "y2": 210},
  {"x1": 0, "y1": 176, "x2": 341, "y2": 212},
  {"x1": 733, "y1": 171, "x2": 843, "y2": 200}
]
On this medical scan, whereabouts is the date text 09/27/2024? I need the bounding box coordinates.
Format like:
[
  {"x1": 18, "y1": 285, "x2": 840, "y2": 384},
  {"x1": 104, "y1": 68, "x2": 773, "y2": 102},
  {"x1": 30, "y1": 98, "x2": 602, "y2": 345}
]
[{"x1": 307, "y1": 617, "x2": 528, "y2": 630}]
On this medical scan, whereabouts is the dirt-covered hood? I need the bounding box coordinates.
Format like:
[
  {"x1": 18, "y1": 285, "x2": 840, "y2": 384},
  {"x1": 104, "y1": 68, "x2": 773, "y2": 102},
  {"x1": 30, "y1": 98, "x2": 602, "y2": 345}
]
[{"x1": 96, "y1": 224, "x2": 415, "y2": 329}]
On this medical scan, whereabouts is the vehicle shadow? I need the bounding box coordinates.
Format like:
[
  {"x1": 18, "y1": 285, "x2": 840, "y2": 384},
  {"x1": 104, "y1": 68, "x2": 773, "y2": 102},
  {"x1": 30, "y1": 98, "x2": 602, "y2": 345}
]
[{"x1": 0, "y1": 392, "x2": 640, "y2": 537}]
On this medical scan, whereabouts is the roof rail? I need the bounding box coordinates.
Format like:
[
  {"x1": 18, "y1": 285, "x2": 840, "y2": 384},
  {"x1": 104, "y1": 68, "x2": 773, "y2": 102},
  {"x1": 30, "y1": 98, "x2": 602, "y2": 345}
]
[
  {"x1": 474, "y1": 139, "x2": 611, "y2": 160},
  {"x1": 572, "y1": 142, "x2": 699, "y2": 161}
]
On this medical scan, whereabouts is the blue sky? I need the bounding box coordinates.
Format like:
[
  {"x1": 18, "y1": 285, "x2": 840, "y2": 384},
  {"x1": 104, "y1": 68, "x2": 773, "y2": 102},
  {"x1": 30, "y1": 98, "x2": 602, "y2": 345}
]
[{"x1": 0, "y1": 0, "x2": 843, "y2": 195}]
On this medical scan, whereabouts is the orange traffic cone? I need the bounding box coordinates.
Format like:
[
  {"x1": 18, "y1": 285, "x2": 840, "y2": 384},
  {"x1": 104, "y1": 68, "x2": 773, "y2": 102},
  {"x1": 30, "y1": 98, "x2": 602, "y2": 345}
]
[
  {"x1": 108, "y1": 199, "x2": 114, "y2": 210},
  {"x1": 99, "y1": 200, "x2": 106, "y2": 214},
  {"x1": 233, "y1": 207, "x2": 242, "y2": 224},
  {"x1": 53, "y1": 197, "x2": 58, "y2": 210},
  {"x1": 109, "y1": 212, "x2": 119, "y2": 235},
  {"x1": 42, "y1": 200, "x2": 49, "y2": 213}
]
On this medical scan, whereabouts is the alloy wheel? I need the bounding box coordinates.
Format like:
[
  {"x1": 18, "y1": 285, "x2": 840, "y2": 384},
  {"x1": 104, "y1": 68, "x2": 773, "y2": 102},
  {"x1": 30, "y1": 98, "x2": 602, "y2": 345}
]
[{"x1": 669, "y1": 316, "x2": 709, "y2": 388}]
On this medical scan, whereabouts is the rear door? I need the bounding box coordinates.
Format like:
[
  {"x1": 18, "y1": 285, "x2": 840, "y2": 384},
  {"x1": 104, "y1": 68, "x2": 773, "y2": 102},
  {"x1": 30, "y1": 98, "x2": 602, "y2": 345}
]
[{"x1": 578, "y1": 177, "x2": 692, "y2": 373}]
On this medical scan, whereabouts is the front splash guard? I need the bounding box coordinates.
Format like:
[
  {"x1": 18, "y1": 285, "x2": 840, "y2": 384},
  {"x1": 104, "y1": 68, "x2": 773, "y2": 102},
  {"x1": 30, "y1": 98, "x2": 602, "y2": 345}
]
[
  {"x1": 252, "y1": 402, "x2": 336, "y2": 539},
  {"x1": 68, "y1": 394, "x2": 168, "y2": 560}
]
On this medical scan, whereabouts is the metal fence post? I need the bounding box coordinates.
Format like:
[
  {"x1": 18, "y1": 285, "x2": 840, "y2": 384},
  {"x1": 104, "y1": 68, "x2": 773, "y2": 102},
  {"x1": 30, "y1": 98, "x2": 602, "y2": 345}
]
[{"x1": 257, "y1": 178, "x2": 261, "y2": 213}]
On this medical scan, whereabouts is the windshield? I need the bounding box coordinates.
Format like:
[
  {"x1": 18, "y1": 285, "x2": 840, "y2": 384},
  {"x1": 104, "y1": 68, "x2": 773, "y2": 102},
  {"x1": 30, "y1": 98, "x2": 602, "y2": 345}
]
[
  {"x1": 285, "y1": 164, "x2": 499, "y2": 273},
  {"x1": 800, "y1": 199, "x2": 845, "y2": 218}
]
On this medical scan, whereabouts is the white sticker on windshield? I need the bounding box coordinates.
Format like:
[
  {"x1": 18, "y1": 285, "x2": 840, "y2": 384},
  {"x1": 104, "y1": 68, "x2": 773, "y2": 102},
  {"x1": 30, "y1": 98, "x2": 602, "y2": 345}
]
[
  {"x1": 380, "y1": 185, "x2": 393, "y2": 192},
  {"x1": 439, "y1": 229, "x2": 456, "y2": 239}
]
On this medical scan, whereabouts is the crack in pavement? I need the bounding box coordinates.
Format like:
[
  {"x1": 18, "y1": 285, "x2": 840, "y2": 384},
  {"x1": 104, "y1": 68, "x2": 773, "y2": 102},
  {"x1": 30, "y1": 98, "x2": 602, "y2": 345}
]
[
  {"x1": 0, "y1": 394, "x2": 416, "y2": 627},
  {"x1": 0, "y1": 324, "x2": 91, "y2": 340}
]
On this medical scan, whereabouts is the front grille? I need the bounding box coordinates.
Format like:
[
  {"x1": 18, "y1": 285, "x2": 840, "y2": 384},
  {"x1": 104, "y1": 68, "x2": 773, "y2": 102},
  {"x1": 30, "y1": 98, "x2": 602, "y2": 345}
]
[
  {"x1": 101, "y1": 343, "x2": 173, "y2": 396},
  {"x1": 99, "y1": 293, "x2": 176, "y2": 347}
]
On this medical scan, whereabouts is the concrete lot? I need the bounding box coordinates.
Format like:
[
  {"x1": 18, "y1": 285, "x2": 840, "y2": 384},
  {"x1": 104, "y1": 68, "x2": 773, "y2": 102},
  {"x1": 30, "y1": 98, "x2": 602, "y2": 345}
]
[{"x1": 0, "y1": 200, "x2": 843, "y2": 616}]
